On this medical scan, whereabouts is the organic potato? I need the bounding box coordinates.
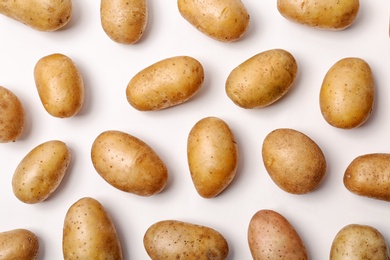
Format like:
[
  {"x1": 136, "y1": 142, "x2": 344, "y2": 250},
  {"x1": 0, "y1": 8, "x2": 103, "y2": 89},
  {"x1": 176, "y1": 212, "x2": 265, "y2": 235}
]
[
  {"x1": 62, "y1": 197, "x2": 123, "y2": 260},
  {"x1": 248, "y1": 209, "x2": 307, "y2": 260},
  {"x1": 262, "y1": 128, "x2": 326, "y2": 194},
  {"x1": 320, "y1": 57, "x2": 374, "y2": 129},
  {"x1": 126, "y1": 56, "x2": 204, "y2": 111},
  {"x1": 277, "y1": 0, "x2": 359, "y2": 30},
  {"x1": 101, "y1": 0, "x2": 147, "y2": 44},
  {"x1": 0, "y1": 0, "x2": 72, "y2": 31},
  {"x1": 0, "y1": 229, "x2": 39, "y2": 260},
  {"x1": 144, "y1": 220, "x2": 229, "y2": 260},
  {"x1": 34, "y1": 53, "x2": 85, "y2": 118},
  {"x1": 91, "y1": 130, "x2": 168, "y2": 196},
  {"x1": 187, "y1": 116, "x2": 238, "y2": 198},
  {"x1": 0, "y1": 86, "x2": 25, "y2": 143},
  {"x1": 12, "y1": 140, "x2": 71, "y2": 204},
  {"x1": 226, "y1": 49, "x2": 298, "y2": 108}
]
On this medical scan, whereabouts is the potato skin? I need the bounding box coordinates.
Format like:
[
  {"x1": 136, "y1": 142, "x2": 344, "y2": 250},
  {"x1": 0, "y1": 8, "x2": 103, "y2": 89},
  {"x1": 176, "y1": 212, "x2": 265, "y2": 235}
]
[
  {"x1": 0, "y1": 229, "x2": 39, "y2": 260},
  {"x1": 144, "y1": 220, "x2": 229, "y2": 260}
]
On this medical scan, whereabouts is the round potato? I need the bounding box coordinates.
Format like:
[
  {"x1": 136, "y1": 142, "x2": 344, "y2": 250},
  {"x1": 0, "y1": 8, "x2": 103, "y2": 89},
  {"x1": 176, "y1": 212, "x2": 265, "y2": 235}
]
[{"x1": 0, "y1": 229, "x2": 39, "y2": 260}]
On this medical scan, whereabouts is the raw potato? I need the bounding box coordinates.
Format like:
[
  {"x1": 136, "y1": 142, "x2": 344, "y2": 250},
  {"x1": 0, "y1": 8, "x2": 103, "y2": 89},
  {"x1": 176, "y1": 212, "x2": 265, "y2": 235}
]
[
  {"x1": 91, "y1": 130, "x2": 168, "y2": 196},
  {"x1": 144, "y1": 220, "x2": 229, "y2": 260},
  {"x1": 320, "y1": 57, "x2": 374, "y2": 129},
  {"x1": 226, "y1": 49, "x2": 298, "y2": 108},
  {"x1": 34, "y1": 53, "x2": 85, "y2": 118},
  {"x1": 126, "y1": 55, "x2": 204, "y2": 111},
  {"x1": 0, "y1": 229, "x2": 39, "y2": 260},
  {"x1": 0, "y1": 86, "x2": 25, "y2": 143},
  {"x1": 248, "y1": 209, "x2": 307, "y2": 260},
  {"x1": 277, "y1": 0, "x2": 360, "y2": 30},
  {"x1": 62, "y1": 197, "x2": 123, "y2": 260},
  {"x1": 262, "y1": 128, "x2": 327, "y2": 194},
  {"x1": 0, "y1": 0, "x2": 72, "y2": 31},
  {"x1": 330, "y1": 224, "x2": 390, "y2": 259},
  {"x1": 12, "y1": 140, "x2": 71, "y2": 204},
  {"x1": 187, "y1": 116, "x2": 238, "y2": 198},
  {"x1": 101, "y1": 0, "x2": 147, "y2": 44}
]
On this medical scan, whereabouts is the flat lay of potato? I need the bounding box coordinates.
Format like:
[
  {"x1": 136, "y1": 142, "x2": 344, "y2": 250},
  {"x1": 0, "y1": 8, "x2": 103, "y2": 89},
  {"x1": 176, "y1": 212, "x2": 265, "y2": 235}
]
[{"x1": 0, "y1": 228, "x2": 39, "y2": 260}]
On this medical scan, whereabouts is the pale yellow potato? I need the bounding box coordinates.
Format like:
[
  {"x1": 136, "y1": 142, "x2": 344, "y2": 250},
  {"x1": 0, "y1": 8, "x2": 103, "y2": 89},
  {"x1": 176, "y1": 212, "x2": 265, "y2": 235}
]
[
  {"x1": 187, "y1": 116, "x2": 238, "y2": 198},
  {"x1": 126, "y1": 55, "x2": 204, "y2": 111},
  {"x1": 248, "y1": 209, "x2": 307, "y2": 260},
  {"x1": 101, "y1": 0, "x2": 147, "y2": 44},
  {"x1": 0, "y1": 86, "x2": 25, "y2": 143},
  {"x1": 330, "y1": 224, "x2": 390, "y2": 259},
  {"x1": 0, "y1": 229, "x2": 39, "y2": 260},
  {"x1": 226, "y1": 49, "x2": 298, "y2": 108},
  {"x1": 277, "y1": 0, "x2": 359, "y2": 30},
  {"x1": 0, "y1": 0, "x2": 72, "y2": 31},
  {"x1": 178, "y1": 0, "x2": 250, "y2": 42},
  {"x1": 12, "y1": 140, "x2": 71, "y2": 204},
  {"x1": 62, "y1": 197, "x2": 123, "y2": 260},
  {"x1": 144, "y1": 220, "x2": 229, "y2": 260},
  {"x1": 262, "y1": 128, "x2": 327, "y2": 194},
  {"x1": 34, "y1": 53, "x2": 85, "y2": 118}
]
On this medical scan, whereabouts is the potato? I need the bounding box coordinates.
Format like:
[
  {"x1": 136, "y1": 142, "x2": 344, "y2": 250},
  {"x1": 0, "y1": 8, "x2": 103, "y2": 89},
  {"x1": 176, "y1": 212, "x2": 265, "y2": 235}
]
[
  {"x1": 91, "y1": 130, "x2": 168, "y2": 196},
  {"x1": 330, "y1": 224, "x2": 390, "y2": 259},
  {"x1": 0, "y1": 0, "x2": 72, "y2": 31},
  {"x1": 225, "y1": 49, "x2": 298, "y2": 109},
  {"x1": 0, "y1": 229, "x2": 39, "y2": 260},
  {"x1": 262, "y1": 128, "x2": 326, "y2": 194},
  {"x1": 12, "y1": 140, "x2": 71, "y2": 204},
  {"x1": 319, "y1": 57, "x2": 374, "y2": 129},
  {"x1": 126, "y1": 56, "x2": 204, "y2": 111},
  {"x1": 178, "y1": 0, "x2": 250, "y2": 42},
  {"x1": 187, "y1": 116, "x2": 238, "y2": 198},
  {"x1": 34, "y1": 53, "x2": 85, "y2": 118},
  {"x1": 62, "y1": 197, "x2": 123, "y2": 260},
  {"x1": 100, "y1": 0, "x2": 147, "y2": 44},
  {"x1": 0, "y1": 86, "x2": 25, "y2": 143},
  {"x1": 248, "y1": 209, "x2": 307, "y2": 260},
  {"x1": 277, "y1": 0, "x2": 359, "y2": 30},
  {"x1": 144, "y1": 220, "x2": 229, "y2": 260}
]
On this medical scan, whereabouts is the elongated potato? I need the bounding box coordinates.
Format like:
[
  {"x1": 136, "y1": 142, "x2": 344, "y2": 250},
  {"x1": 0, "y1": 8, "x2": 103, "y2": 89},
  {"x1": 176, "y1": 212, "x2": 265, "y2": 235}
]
[{"x1": 0, "y1": 229, "x2": 39, "y2": 260}]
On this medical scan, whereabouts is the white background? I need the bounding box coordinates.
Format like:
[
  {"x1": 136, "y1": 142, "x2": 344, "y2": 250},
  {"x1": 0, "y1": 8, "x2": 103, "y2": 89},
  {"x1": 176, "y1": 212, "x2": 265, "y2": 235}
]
[{"x1": 1, "y1": 1, "x2": 390, "y2": 259}]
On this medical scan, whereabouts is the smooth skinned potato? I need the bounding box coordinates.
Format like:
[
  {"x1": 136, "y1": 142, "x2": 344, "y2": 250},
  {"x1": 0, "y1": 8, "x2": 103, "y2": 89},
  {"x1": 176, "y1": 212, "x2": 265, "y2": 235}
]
[{"x1": 0, "y1": 229, "x2": 39, "y2": 260}]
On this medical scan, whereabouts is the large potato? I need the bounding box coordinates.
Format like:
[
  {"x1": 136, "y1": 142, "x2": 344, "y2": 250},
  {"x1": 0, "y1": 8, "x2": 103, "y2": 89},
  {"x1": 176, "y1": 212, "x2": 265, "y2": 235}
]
[{"x1": 0, "y1": 229, "x2": 39, "y2": 260}]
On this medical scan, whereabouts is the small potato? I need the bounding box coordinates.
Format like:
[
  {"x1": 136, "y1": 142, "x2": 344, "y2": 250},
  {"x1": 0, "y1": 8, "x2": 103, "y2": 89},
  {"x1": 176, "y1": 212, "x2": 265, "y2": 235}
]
[
  {"x1": 330, "y1": 224, "x2": 390, "y2": 259},
  {"x1": 126, "y1": 56, "x2": 204, "y2": 111},
  {"x1": 34, "y1": 53, "x2": 85, "y2": 118},
  {"x1": 262, "y1": 128, "x2": 326, "y2": 194},
  {"x1": 12, "y1": 140, "x2": 71, "y2": 204},
  {"x1": 320, "y1": 57, "x2": 374, "y2": 129},
  {"x1": 0, "y1": 229, "x2": 39, "y2": 260},
  {"x1": 0, "y1": 0, "x2": 72, "y2": 31},
  {"x1": 248, "y1": 209, "x2": 307, "y2": 260},
  {"x1": 91, "y1": 130, "x2": 168, "y2": 196},
  {"x1": 0, "y1": 86, "x2": 25, "y2": 143},
  {"x1": 62, "y1": 197, "x2": 123, "y2": 260},
  {"x1": 100, "y1": 0, "x2": 147, "y2": 44},
  {"x1": 226, "y1": 49, "x2": 298, "y2": 109},
  {"x1": 187, "y1": 116, "x2": 238, "y2": 198},
  {"x1": 277, "y1": 0, "x2": 359, "y2": 30},
  {"x1": 144, "y1": 220, "x2": 229, "y2": 260}
]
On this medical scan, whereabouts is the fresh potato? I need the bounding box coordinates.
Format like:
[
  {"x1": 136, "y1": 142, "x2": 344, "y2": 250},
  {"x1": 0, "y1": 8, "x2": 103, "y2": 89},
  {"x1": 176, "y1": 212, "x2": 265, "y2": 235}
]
[
  {"x1": 0, "y1": 229, "x2": 39, "y2": 260},
  {"x1": 262, "y1": 128, "x2": 327, "y2": 194},
  {"x1": 226, "y1": 49, "x2": 298, "y2": 109},
  {"x1": 320, "y1": 57, "x2": 374, "y2": 129},
  {"x1": 144, "y1": 220, "x2": 229, "y2": 260},
  {"x1": 91, "y1": 130, "x2": 168, "y2": 196},
  {"x1": 62, "y1": 197, "x2": 123, "y2": 260},
  {"x1": 187, "y1": 116, "x2": 238, "y2": 198},
  {"x1": 100, "y1": 0, "x2": 147, "y2": 44},
  {"x1": 126, "y1": 56, "x2": 204, "y2": 111},
  {"x1": 277, "y1": 0, "x2": 359, "y2": 30},
  {"x1": 330, "y1": 224, "x2": 390, "y2": 259},
  {"x1": 12, "y1": 140, "x2": 71, "y2": 204},
  {"x1": 0, "y1": 0, "x2": 72, "y2": 31},
  {"x1": 0, "y1": 86, "x2": 25, "y2": 143},
  {"x1": 248, "y1": 209, "x2": 307, "y2": 259},
  {"x1": 34, "y1": 53, "x2": 85, "y2": 118}
]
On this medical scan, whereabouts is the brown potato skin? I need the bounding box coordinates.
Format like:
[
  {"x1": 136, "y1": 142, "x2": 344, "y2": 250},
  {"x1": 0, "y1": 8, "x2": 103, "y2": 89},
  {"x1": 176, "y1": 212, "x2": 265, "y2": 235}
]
[{"x1": 0, "y1": 229, "x2": 39, "y2": 260}]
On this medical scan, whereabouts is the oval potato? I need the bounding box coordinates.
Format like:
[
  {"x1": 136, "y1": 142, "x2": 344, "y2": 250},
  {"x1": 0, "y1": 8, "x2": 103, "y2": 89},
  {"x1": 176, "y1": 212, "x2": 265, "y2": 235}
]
[{"x1": 0, "y1": 229, "x2": 39, "y2": 260}]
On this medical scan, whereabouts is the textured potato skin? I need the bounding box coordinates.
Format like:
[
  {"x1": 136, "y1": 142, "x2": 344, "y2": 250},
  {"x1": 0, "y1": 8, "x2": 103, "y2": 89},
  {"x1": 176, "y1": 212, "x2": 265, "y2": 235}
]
[{"x1": 0, "y1": 229, "x2": 39, "y2": 260}]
